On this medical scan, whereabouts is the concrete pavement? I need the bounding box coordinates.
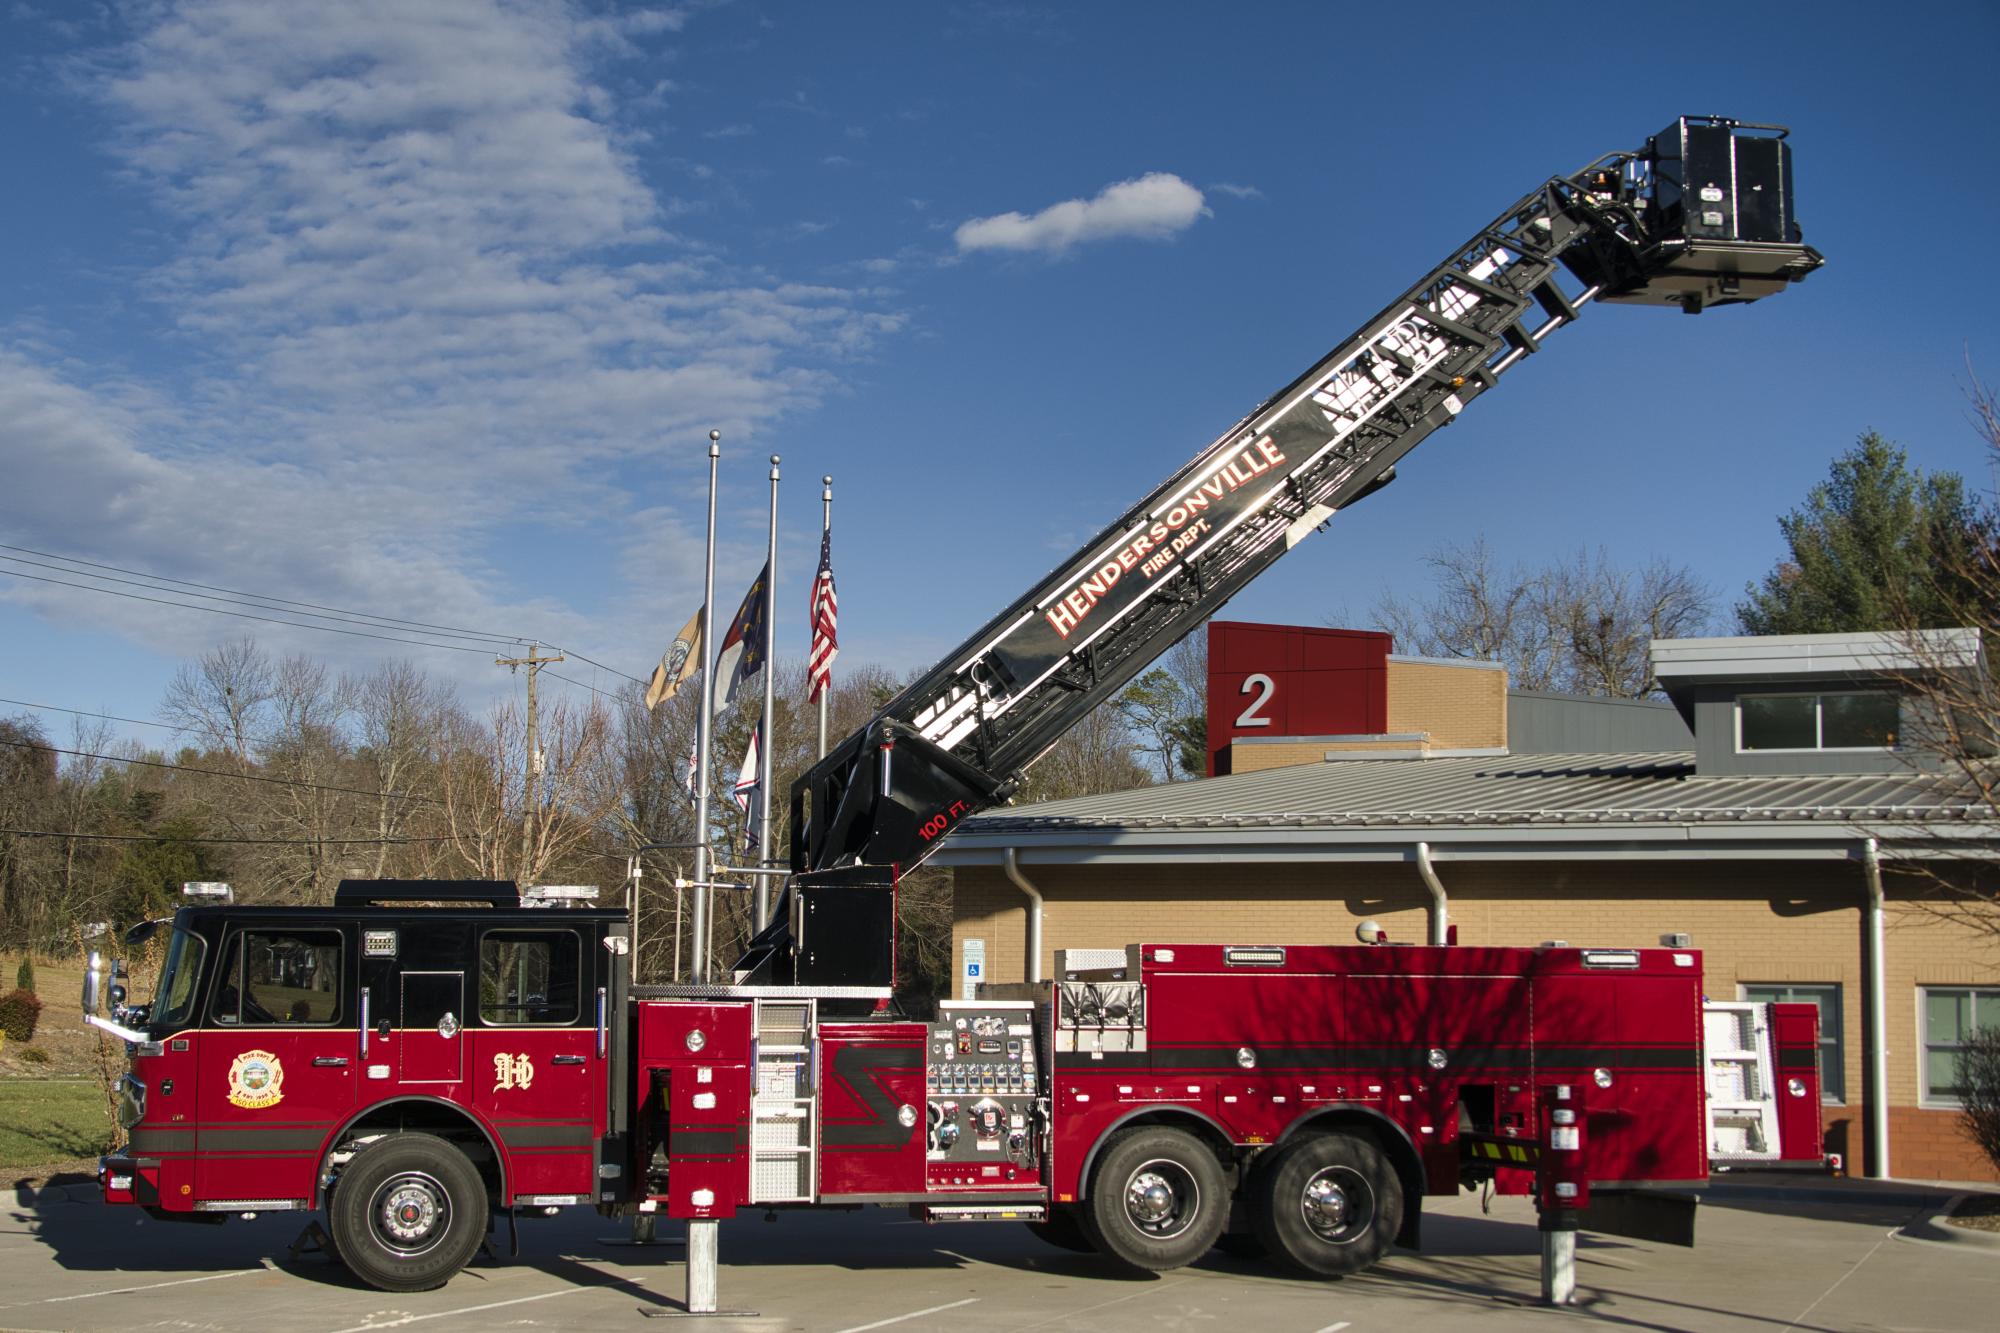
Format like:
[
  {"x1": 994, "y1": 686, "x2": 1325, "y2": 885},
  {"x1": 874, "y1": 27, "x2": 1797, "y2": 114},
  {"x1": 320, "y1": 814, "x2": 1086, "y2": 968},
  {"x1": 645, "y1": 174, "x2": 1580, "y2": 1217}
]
[{"x1": 1, "y1": 1174, "x2": 1994, "y2": 1332}]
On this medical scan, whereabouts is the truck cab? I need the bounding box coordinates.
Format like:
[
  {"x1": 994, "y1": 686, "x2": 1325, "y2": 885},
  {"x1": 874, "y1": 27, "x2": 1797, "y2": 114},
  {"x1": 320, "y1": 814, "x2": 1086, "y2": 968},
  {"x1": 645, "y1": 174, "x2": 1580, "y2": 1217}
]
[{"x1": 86, "y1": 880, "x2": 628, "y2": 1292}]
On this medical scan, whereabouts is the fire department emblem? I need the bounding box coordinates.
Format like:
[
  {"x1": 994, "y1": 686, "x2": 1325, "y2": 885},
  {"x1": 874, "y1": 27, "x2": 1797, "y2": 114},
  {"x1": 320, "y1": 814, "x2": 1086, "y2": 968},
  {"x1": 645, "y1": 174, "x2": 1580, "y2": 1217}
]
[
  {"x1": 226, "y1": 1050, "x2": 285, "y2": 1109},
  {"x1": 493, "y1": 1053, "x2": 535, "y2": 1092}
]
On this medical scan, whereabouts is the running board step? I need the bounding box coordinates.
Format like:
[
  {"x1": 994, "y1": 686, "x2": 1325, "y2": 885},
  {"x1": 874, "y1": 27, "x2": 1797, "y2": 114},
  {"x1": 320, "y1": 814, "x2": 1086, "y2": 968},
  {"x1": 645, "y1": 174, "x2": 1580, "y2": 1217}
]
[{"x1": 917, "y1": 1204, "x2": 1047, "y2": 1223}]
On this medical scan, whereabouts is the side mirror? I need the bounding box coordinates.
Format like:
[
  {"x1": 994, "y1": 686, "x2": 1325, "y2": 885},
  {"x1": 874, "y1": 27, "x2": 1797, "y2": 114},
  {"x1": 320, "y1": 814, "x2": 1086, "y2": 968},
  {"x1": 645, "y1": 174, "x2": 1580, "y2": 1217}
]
[{"x1": 82, "y1": 952, "x2": 104, "y2": 1018}]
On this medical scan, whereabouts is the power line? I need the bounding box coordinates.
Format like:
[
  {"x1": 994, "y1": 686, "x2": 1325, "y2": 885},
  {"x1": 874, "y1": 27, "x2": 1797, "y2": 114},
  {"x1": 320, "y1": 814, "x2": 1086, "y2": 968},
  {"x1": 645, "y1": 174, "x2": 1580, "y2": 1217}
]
[
  {"x1": 2, "y1": 543, "x2": 648, "y2": 685},
  {"x1": 0, "y1": 696, "x2": 206, "y2": 739},
  {"x1": 0, "y1": 543, "x2": 534, "y2": 646},
  {"x1": 0, "y1": 736, "x2": 442, "y2": 806},
  {"x1": 544, "y1": 670, "x2": 635, "y2": 703},
  {"x1": 0, "y1": 552, "x2": 526, "y2": 651},
  {"x1": 0, "y1": 827, "x2": 453, "y2": 846},
  {"x1": 0, "y1": 566, "x2": 508, "y2": 654},
  {"x1": 554, "y1": 650, "x2": 646, "y2": 687}
]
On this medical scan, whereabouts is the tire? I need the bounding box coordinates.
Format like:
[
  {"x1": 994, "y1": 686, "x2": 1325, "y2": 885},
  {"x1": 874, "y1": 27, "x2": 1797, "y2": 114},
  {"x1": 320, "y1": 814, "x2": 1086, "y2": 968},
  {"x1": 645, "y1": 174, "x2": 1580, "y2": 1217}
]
[
  {"x1": 1081, "y1": 1127, "x2": 1228, "y2": 1272},
  {"x1": 326, "y1": 1133, "x2": 488, "y2": 1292},
  {"x1": 1252, "y1": 1132, "x2": 1402, "y2": 1278},
  {"x1": 1025, "y1": 1206, "x2": 1096, "y2": 1253}
]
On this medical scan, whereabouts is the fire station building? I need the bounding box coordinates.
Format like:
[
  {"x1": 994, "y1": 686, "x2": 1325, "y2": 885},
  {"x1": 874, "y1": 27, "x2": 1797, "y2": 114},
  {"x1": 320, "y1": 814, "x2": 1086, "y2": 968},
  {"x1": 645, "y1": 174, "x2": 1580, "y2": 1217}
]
[{"x1": 935, "y1": 624, "x2": 2000, "y2": 1183}]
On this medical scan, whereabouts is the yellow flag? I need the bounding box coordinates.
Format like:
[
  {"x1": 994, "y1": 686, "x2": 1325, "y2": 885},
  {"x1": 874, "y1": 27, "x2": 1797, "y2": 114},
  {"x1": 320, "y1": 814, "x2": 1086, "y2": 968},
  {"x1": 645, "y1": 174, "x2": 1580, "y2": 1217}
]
[{"x1": 644, "y1": 607, "x2": 703, "y2": 709}]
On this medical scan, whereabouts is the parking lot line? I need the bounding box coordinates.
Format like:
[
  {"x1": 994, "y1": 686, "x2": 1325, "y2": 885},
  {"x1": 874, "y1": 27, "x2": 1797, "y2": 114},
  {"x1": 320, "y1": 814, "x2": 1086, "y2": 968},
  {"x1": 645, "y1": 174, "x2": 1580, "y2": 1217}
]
[
  {"x1": 833, "y1": 1297, "x2": 979, "y2": 1332},
  {"x1": 1011, "y1": 1277, "x2": 1189, "y2": 1331},
  {"x1": 1312, "y1": 1323, "x2": 1352, "y2": 1333},
  {"x1": 39, "y1": 1267, "x2": 262, "y2": 1304},
  {"x1": 324, "y1": 1284, "x2": 591, "y2": 1333}
]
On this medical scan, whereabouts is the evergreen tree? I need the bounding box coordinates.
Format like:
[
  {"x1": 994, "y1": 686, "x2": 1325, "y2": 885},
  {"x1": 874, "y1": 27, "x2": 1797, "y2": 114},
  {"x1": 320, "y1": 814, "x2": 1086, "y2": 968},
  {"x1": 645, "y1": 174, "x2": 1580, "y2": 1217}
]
[{"x1": 1737, "y1": 433, "x2": 1993, "y2": 635}]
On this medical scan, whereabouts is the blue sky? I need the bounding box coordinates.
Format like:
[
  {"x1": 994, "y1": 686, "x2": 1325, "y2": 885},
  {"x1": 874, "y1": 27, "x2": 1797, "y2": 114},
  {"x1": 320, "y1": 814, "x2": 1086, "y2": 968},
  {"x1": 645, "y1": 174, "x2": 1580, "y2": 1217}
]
[{"x1": 4, "y1": 1, "x2": 1999, "y2": 749}]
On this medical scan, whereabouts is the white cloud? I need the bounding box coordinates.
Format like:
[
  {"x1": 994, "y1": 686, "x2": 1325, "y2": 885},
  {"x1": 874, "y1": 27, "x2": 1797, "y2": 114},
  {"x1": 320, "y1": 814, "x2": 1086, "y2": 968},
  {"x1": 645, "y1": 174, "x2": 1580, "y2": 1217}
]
[
  {"x1": 954, "y1": 172, "x2": 1207, "y2": 255},
  {"x1": 1209, "y1": 182, "x2": 1263, "y2": 200},
  {"x1": 0, "y1": 0, "x2": 899, "y2": 687}
]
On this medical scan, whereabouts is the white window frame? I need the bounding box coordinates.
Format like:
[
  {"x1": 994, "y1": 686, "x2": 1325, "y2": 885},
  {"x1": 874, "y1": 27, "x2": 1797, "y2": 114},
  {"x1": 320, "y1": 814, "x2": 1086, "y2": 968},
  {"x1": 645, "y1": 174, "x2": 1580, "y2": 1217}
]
[
  {"x1": 1918, "y1": 985, "x2": 2000, "y2": 1109},
  {"x1": 1734, "y1": 690, "x2": 1899, "y2": 754},
  {"x1": 1738, "y1": 982, "x2": 1845, "y2": 1105}
]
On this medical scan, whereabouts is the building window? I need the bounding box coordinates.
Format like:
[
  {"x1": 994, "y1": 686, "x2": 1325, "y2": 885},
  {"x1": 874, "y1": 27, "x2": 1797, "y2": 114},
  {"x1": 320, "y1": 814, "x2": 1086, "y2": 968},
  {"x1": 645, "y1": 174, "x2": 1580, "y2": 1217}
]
[
  {"x1": 1740, "y1": 983, "x2": 1844, "y2": 1103},
  {"x1": 1738, "y1": 691, "x2": 1898, "y2": 752},
  {"x1": 479, "y1": 929, "x2": 581, "y2": 1025},
  {"x1": 1922, "y1": 986, "x2": 2000, "y2": 1106}
]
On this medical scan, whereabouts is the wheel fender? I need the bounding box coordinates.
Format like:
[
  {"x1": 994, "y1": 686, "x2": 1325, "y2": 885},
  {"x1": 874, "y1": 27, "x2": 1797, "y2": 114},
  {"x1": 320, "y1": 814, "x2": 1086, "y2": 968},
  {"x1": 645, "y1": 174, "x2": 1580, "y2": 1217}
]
[
  {"x1": 317, "y1": 1096, "x2": 507, "y2": 1208},
  {"x1": 1075, "y1": 1105, "x2": 1235, "y2": 1201},
  {"x1": 1274, "y1": 1103, "x2": 1424, "y2": 1249}
]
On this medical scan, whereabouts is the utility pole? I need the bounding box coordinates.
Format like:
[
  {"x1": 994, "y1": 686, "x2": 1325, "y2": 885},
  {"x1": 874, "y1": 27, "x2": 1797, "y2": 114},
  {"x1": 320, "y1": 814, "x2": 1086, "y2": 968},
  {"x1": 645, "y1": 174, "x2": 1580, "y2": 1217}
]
[{"x1": 496, "y1": 644, "x2": 564, "y2": 880}]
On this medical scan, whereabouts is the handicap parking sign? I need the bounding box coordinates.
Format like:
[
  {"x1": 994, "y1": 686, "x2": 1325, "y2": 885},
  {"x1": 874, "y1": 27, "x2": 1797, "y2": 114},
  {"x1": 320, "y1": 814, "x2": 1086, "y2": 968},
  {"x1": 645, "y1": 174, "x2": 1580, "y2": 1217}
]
[{"x1": 967, "y1": 962, "x2": 981, "y2": 977}]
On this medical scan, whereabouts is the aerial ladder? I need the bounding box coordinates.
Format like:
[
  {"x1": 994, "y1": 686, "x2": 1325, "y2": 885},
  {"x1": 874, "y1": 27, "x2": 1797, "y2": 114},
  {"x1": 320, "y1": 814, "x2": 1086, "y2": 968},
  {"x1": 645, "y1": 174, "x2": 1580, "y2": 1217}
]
[{"x1": 739, "y1": 116, "x2": 1823, "y2": 985}]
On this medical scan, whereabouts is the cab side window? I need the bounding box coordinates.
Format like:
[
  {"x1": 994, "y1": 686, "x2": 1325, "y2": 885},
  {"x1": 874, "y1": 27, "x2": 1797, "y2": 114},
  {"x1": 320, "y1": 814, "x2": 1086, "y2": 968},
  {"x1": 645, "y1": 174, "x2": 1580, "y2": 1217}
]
[
  {"x1": 212, "y1": 930, "x2": 343, "y2": 1025},
  {"x1": 480, "y1": 930, "x2": 580, "y2": 1025}
]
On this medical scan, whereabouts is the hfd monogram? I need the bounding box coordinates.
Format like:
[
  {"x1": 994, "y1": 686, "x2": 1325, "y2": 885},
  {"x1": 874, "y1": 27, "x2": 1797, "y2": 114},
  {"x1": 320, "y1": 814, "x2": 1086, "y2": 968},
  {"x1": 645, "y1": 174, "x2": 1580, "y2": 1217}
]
[{"x1": 493, "y1": 1052, "x2": 535, "y2": 1092}]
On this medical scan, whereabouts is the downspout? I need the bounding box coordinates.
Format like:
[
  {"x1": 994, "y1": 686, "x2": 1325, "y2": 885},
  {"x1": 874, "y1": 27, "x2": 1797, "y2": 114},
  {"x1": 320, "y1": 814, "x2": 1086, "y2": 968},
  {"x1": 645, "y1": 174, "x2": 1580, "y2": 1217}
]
[
  {"x1": 1862, "y1": 837, "x2": 1889, "y2": 1180},
  {"x1": 1003, "y1": 847, "x2": 1045, "y2": 984},
  {"x1": 1415, "y1": 841, "x2": 1449, "y2": 946}
]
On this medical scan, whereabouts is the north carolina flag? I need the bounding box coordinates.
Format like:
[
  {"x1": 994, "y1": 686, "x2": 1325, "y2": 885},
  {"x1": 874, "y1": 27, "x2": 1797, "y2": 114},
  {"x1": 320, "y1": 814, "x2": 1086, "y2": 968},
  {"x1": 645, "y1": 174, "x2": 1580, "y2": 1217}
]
[{"x1": 713, "y1": 561, "x2": 770, "y2": 717}]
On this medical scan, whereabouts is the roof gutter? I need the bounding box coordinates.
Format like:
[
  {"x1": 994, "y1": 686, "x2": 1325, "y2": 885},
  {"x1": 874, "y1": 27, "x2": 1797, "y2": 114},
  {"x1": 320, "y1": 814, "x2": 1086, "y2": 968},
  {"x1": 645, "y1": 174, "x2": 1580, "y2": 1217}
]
[
  {"x1": 1861, "y1": 837, "x2": 1888, "y2": 1179},
  {"x1": 1003, "y1": 846, "x2": 1044, "y2": 984},
  {"x1": 1415, "y1": 841, "x2": 1449, "y2": 946}
]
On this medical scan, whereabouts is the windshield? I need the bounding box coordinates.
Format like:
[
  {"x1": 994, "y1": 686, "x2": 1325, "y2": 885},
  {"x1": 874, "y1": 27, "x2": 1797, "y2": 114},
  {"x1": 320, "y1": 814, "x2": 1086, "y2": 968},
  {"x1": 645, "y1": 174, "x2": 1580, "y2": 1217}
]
[{"x1": 152, "y1": 928, "x2": 208, "y2": 1031}]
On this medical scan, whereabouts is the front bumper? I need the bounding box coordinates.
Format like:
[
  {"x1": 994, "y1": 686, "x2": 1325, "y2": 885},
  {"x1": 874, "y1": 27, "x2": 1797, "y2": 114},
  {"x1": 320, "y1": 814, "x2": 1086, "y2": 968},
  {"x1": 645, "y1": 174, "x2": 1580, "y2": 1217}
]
[{"x1": 98, "y1": 1153, "x2": 159, "y2": 1206}]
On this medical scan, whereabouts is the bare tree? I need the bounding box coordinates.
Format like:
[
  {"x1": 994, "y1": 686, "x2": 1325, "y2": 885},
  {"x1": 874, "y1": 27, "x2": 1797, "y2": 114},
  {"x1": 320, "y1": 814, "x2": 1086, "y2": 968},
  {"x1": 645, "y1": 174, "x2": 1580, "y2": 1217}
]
[
  {"x1": 350, "y1": 661, "x2": 453, "y2": 878},
  {"x1": 440, "y1": 694, "x2": 626, "y2": 885},
  {"x1": 1016, "y1": 701, "x2": 1153, "y2": 804},
  {"x1": 1546, "y1": 550, "x2": 1714, "y2": 696},
  {"x1": 161, "y1": 638, "x2": 275, "y2": 761},
  {"x1": 1369, "y1": 538, "x2": 1714, "y2": 697}
]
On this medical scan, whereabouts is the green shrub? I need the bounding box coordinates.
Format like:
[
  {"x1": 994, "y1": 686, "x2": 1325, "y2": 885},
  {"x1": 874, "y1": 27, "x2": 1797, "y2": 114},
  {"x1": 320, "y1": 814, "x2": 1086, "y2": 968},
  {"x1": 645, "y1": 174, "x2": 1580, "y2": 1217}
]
[
  {"x1": 1959, "y1": 1027, "x2": 2000, "y2": 1175},
  {"x1": 15, "y1": 956, "x2": 33, "y2": 994},
  {"x1": 0, "y1": 988, "x2": 43, "y2": 1042},
  {"x1": 18, "y1": 1045, "x2": 49, "y2": 1065}
]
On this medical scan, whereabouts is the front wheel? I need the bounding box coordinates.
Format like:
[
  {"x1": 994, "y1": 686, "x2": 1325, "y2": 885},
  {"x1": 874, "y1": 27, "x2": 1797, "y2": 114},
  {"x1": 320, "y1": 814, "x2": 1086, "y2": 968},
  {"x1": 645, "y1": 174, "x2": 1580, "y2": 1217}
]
[
  {"x1": 1252, "y1": 1132, "x2": 1402, "y2": 1278},
  {"x1": 1082, "y1": 1127, "x2": 1228, "y2": 1272},
  {"x1": 326, "y1": 1133, "x2": 488, "y2": 1292}
]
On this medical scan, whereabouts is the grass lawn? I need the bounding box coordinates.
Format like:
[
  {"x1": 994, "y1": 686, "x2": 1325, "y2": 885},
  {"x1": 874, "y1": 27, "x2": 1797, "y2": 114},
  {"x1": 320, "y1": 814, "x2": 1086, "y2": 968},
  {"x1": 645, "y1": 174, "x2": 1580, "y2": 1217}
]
[{"x1": 0, "y1": 1078, "x2": 114, "y2": 1172}]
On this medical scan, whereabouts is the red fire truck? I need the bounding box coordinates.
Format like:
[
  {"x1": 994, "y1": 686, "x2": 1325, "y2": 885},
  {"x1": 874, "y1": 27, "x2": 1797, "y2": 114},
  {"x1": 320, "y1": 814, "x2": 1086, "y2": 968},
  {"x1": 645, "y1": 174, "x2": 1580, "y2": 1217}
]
[{"x1": 84, "y1": 116, "x2": 1827, "y2": 1294}]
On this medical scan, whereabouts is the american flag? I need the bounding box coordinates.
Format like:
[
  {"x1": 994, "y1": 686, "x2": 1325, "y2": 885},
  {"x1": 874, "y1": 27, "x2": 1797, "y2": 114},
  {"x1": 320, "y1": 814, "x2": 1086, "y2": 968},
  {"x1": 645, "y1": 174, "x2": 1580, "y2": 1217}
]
[{"x1": 807, "y1": 528, "x2": 839, "y2": 701}]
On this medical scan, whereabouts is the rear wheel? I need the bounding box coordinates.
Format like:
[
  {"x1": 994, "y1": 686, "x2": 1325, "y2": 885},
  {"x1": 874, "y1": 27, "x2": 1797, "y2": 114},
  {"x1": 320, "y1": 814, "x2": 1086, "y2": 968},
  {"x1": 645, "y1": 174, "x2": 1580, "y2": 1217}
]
[
  {"x1": 1253, "y1": 1132, "x2": 1402, "y2": 1278},
  {"x1": 327, "y1": 1133, "x2": 487, "y2": 1292},
  {"x1": 1082, "y1": 1127, "x2": 1228, "y2": 1272}
]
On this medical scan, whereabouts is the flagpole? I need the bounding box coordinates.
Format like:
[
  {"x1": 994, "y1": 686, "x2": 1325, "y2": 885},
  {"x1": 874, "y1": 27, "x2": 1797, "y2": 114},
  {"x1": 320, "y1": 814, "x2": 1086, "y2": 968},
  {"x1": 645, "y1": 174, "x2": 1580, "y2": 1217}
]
[
  {"x1": 818, "y1": 475, "x2": 833, "y2": 759},
  {"x1": 692, "y1": 430, "x2": 720, "y2": 983},
  {"x1": 755, "y1": 454, "x2": 780, "y2": 930}
]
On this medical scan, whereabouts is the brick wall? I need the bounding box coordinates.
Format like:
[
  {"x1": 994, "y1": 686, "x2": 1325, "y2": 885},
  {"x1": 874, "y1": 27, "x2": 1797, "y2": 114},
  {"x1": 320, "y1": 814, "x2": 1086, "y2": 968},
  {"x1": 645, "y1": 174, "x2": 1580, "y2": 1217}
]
[
  {"x1": 1386, "y1": 658, "x2": 1506, "y2": 749},
  {"x1": 951, "y1": 856, "x2": 2000, "y2": 1181},
  {"x1": 1227, "y1": 659, "x2": 1508, "y2": 773}
]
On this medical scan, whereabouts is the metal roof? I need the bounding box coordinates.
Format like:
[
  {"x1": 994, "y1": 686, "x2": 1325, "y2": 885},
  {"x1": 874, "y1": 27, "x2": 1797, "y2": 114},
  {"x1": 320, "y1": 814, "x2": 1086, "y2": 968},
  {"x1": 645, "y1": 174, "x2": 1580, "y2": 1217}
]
[{"x1": 933, "y1": 752, "x2": 1999, "y2": 864}]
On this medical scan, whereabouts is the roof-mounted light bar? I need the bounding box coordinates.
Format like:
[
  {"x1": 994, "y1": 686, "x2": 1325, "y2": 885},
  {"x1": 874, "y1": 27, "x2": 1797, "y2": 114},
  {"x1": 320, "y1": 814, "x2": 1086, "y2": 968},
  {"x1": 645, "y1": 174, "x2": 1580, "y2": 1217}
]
[
  {"x1": 182, "y1": 881, "x2": 233, "y2": 903},
  {"x1": 522, "y1": 885, "x2": 601, "y2": 907}
]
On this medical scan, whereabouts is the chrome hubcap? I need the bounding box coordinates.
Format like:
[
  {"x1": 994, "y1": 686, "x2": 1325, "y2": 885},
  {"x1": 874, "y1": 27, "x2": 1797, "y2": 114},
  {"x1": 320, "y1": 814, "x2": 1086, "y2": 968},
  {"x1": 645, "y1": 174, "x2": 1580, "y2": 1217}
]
[
  {"x1": 1123, "y1": 1159, "x2": 1198, "y2": 1238},
  {"x1": 1300, "y1": 1165, "x2": 1372, "y2": 1243},
  {"x1": 373, "y1": 1173, "x2": 449, "y2": 1254}
]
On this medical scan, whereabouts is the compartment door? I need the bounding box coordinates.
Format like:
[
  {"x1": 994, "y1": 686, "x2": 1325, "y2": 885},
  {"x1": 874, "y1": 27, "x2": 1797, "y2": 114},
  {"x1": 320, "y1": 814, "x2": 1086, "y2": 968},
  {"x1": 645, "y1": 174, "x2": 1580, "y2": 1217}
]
[{"x1": 400, "y1": 970, "x2": 465, "y2": 1084}]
